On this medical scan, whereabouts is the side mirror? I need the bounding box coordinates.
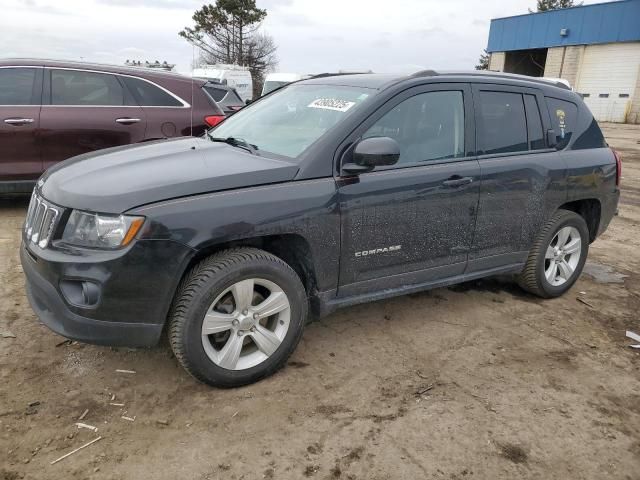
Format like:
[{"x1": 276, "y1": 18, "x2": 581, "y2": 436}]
[
  {"x1": 245, "y1": 99, "x2": 252, "y2": 105},
  {"x1": 547, "y1": 129, "x2": 558, "y2": 148},
  {"x1": 343, "y1": 137, "x2": 400, "y2": 174}
]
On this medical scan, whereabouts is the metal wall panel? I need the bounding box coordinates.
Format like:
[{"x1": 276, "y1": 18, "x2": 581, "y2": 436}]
[{"x1": 488, "y1": 0, "x2": 640, "y2": 52}]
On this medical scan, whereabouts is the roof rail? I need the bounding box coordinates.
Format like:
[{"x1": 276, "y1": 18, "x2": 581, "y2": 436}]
[
  {"x1": 309, "y1": 72, "x2": 373, "y2": 79},
  {"x1": 444, "y1": 71, "x2": 571, "y2": 90}
]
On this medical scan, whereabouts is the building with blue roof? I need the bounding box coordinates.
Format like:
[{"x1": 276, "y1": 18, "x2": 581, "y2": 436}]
[{"x1": 486, "y1": 0, "x2": 640, "y2": 123}]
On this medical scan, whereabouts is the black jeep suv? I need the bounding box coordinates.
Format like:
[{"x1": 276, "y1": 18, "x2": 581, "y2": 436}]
[{"x1": 21, "y1": 71, "x2": 620, "y2": 387}]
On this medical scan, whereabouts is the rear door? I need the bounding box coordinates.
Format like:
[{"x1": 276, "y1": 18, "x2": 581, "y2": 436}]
[
  {"x1": 0, "y1": 66, "x2": 43, "y2": 182},
  {"x1": 120, "y1": 75, "x2": 191, "y2": 138},
  {"x1": 40, "y1": 68, "x2": 147, "y2": 171},
  {"x1": 468, "y1": 84, "x2": 566, "y2": 272}
]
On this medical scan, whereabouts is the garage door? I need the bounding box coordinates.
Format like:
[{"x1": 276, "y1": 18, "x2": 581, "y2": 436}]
[{"x1": 575, "y1": 43, "x2": 640, "y2": 123}]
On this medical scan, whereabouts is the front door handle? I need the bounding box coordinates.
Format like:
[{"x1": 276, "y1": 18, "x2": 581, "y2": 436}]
[
  {"x1": 4, "y1": 118, "x2": 34, "y2": 126},
  {"x1": 442, "y1": 176, "x2": 473, "y2": 187},
  {"x1": 115, "y1": 118, "x2": 141, "y2": 125}
]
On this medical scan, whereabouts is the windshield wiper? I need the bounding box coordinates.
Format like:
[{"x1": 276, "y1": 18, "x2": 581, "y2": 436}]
[{"x1": 206, "y1": 133, "x2": 258, "y2": 155}]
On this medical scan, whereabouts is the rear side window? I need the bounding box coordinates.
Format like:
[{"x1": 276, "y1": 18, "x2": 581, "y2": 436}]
[
  {"x1": 546, "y1": 97, "x2": 578, "y2": 150},
  {"x1": 203, "y1": 85, "x2": 227, "y2": 102},
  {"x1": 122, "y1": 76, "x2": 184, "y2": 107},
  {"x1": 523, "y1": 94, "x2": 546, "y2": 150},
  {"x1": 477, "y1": 91, "x2": 528, "y2": 155},
  {"x1": 51, "y1": 70, "x2": 124, "y2": 106},
  {"x1": 0, "y1": 68, "x2": 38, "y2": 105}
]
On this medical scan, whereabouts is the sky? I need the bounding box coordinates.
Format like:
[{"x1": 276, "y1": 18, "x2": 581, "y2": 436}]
[{"x1": 0, "y1": 0, "x2": 613, "y2": 76}]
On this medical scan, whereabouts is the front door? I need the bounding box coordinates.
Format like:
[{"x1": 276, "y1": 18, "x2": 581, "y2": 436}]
[
  {"x1": 0, "y1": 67, "x2": 43, "y2": 182},
  {"x1": 39, "y1": 68, "x2": 147, "y2": 171},
  {"x1": 337, "y1": 84, "x2": 480, "y2": 297}
]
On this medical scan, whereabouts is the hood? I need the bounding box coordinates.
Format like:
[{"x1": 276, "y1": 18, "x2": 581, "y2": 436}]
[{"x1": 40, "y1": 137, "x2": 299, "y2": 213}]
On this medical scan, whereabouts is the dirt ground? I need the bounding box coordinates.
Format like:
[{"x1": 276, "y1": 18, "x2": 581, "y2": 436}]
[{"x1": 1, "y1": 124, "x2": 639, "y2": 480}]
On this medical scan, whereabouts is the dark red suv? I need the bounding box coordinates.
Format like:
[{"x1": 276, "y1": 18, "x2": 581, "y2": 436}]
[{"x1": 0, "y1": 59, "x2": 225, "y2": 193}]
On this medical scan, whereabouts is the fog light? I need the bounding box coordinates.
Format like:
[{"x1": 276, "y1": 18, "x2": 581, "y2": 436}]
[{"x1": 60, "y1": 280, "x2": 101, "y2": 307}]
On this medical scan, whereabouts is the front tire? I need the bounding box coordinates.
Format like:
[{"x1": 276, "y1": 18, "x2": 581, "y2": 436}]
[
  {"x1": 518, "y1": 209, "x2": 589, "y2": 298},
  {"x1": 168, "y1": 248, "x2": 307, "y2": 387}
]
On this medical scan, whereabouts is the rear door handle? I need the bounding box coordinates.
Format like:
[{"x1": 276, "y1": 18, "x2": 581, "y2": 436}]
[
  {"x1": 4, "y1": 118, "x2": 34, "y2": 126},
  {"x1": 115, "y1": 118, "x2": 141, "y2": 125},
  {"x1": 442, "y1": 176, "x2": 473, "y2": 187}
]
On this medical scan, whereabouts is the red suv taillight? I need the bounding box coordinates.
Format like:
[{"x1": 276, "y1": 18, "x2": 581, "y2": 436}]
[
  {"x1": 204, "y1": 115, "x2": 225, "y2": 127},
  {"x1": 612, "y1": 148, "x2": 622, "y2": 186}
]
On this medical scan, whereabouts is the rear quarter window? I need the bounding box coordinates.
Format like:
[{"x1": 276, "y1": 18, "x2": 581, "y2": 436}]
[
  {"x1": 545, "y1": 97, "x2": 578, "y2": 150},
  {"x1": 123, "y1": 76, "x2": 184, "y2": 107}
]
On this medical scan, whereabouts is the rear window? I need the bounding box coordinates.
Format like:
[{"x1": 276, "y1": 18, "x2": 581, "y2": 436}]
[
  {"x1": 203, "y1": 85, "x2": 227, "y2": 102},
  {"x1": 545, "y1": 97, "x2": 578, "y2": 150},
  {"x1": 262, "y1": 81, "x2": 289, "y2": 95},
  {"x1": 0, "y1": 68, "x2": 38, "y2": 105},
  {"x1": 227, "y1": 89, "x2": 243, "y2": 104},
  {"x1": 477, "y1": 91, "x2": 528, "y2": 155},
  {"x1": 122, "y1": 76, "x2": 184, "y2": 107}
]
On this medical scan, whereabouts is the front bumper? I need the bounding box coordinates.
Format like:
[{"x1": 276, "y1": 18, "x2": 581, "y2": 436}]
[{"x1": 21, "y1": 239, "x2": 194, "y2": 348}]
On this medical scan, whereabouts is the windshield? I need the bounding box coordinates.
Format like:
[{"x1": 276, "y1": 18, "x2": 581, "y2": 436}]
[{"x1": 210, "y1": 84, "x2": 373, "y2": 158}]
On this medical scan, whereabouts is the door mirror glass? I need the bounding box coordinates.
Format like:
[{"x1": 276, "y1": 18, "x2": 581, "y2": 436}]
[{"x1": 353, "y1": 136, "x2": 400, "y2": 167}]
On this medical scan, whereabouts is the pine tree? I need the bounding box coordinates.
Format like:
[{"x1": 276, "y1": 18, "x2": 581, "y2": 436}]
[
  {"x1": 476, "y1": 49, "x2": 490, "y2": 70},
  {"x1": 532, "y1": 0, "x2": 579, "y2": 12},
  {"x1": 180, "y1": 0, "x2": 278, "y2": 95}
]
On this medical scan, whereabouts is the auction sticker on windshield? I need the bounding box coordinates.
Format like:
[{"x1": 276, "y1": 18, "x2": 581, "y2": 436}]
[{"x1": 308, "y1": 98, "x2": 356, "y2": 112}]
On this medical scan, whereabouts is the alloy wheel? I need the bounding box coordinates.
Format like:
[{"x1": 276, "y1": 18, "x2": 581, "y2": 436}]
[
  {"x1": 201, "y1": 278, "x2": 291, "y2": 370},
  {"x1": 544, "y1": 226, "x2": 582, "y2": 287}
]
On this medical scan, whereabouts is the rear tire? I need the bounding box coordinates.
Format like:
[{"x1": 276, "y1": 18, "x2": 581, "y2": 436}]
[
  {"x1": 168, "y1": 247, "x2": 307, "y2": 387},
  {"x1": 518, "y1": 209, "x2": 589, "y2": 298}
]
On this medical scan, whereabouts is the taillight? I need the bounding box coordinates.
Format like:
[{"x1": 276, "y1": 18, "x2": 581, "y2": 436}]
[
  {"x1": 204, "y1": 115, "x2": 225, "y2": 127},
  {"x1": 612, "y1": 148, "x2": 622, "y2": 186}
]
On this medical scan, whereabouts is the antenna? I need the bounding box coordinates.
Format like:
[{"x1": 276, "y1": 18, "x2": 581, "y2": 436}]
[{"x1": 190, "y1": 44, "x2": 195, "y2": 137}]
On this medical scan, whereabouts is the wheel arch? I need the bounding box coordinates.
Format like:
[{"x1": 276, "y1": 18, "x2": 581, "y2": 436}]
[
  {"x1": 177, "y1": 234, "x2": 318, "y2": 298},
  {"x1": 558, "y1": 198, "x2": 601, "y2": 243}
]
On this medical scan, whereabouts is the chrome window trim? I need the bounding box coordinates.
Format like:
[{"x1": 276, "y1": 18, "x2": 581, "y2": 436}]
[
  {"x1": 47, "y1": 66, "x2": 191, "y2": 108},
  {"x1": 0, "y1": 65, "x2": 44, "y2": 69}
]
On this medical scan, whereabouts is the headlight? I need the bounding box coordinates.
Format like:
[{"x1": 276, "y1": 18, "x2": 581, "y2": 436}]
[{"x1": 61, "y1": 210, "x2": 145, "y2": 249}]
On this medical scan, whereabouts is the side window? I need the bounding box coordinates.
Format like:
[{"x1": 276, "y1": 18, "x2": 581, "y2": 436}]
[
  {"x1": 477, "y1": 91, "x2": 528, "y2": 155},
  {"x1": 524, "y1": 94, "x2": 546, "y2": 150},
  {"x1": 51, "y1": 70, "x2": 124, "y2": 106},
  {"x1": 0, "y1": 68, "x2": 38, "y2": 105},
  {"x1": 203, "y1": 85, "x2": 227, "y2": 102},
  {"x1": 122, "y1": 76, "x2": 183, "y2": 107},
  {"x1": 545, "y1": 97, "x2": 578, "y2": 150},
  {"x1": 363, "y1": 91, "x2": 465, "y2": 165}
]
